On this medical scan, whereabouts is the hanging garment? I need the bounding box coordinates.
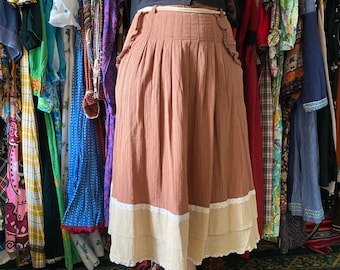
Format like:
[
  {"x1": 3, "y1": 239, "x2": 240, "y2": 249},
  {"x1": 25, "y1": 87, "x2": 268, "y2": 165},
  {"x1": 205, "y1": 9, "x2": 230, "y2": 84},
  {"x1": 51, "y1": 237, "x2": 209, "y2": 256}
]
[
  {"x1": 62, "y1": 28, "x2": 104, "y2": 233},
  {"x1": 80, "y1": 0, "x2": 106, "y2": 168},
  {"x1": 0, "y1": 45, "x2": 10, "y2": 201},
  {"x1": 20, "y1": 3, "x2": 42, "y2": 51},
  {"x1": 301, "y1": 0, "x2": 328, "y2": 112},
  {"x1": 69, "y1": 230, "x2": 104, "y2": 270},
  {"x1": 38, "y1": 0, "x2": 64, "y2": 162},
  {"x1": 279, "y1": 0, "x2": 299, "y2": 51},
  {"x1": 43, "y1": 85, "x2": 81, "y2": 269},
  {"x1": 21, "y1": 48, "x2": 46, "y2": 269},
  {"x1": 280, "y1": 0, "x2": 328, "y2": 252},
  {"x1": 25, "y1": 0, "x2": 52, "y2": 267},
  {"x1": 237, "y1": 0, "x2": 264, "y2": 236},
  {"x1": 317, "y1": 0, "x2": 337, "y2": 191},
  {"x1": 109, "y1": 7, "x2": 259, "y2": 270},
  {"x1": 280, "y1": 18, "x2": 303, "y2": 201},
  {"x1": 35, "y1": 108, "x2": 64, "y2": 263},
  {"x1": 36, "y1": 2, "x2": 66, "y2": 263},
  {"x1": 317, "y1": 104, "x2": 337, "y2": 189},
  {"x1": 42, "y1": 24, "x2": 81, "y2": 265},
  {"x1": 48, "y1": 0, "x2": 80, "y2": 29},
  {"x1": 266, "y1": 0, "x2": 283, "y2": 239},
  {"x1": 60, "y1": 27, "x2": 74, "y2": 195},
  {"x1": 279, "y1": 18, "x2": 306, "y2": 254},
  {"x1": 287, "y1": 0, "x2": 327, "y2": 224},
  {"x1": 102, "y1": 0, "x2": 121, "y2": 227},
  {"x1": 5, "y1": 64, "x2": 30, "y2": 267},
  {"x1": 289, "y1": 98, "x2": 324, "y2": 224},
  {"x1": 272, "y1": 87, "x2": 283, "y2": 238},
  {"x1": 256, "y1": 0, "x2": 270, "y2": 48},
  {"x1": 71, "y1": 234, "x2": 100, "y2": 270},
  {"x1": 5, "y1": 115, "x2": 30, "y2": 266},
  {"x1": 289, "y1": 1, "x2": 326, "y2": 223},
  {"x1": 90, "y1": 0, "x2": 106, "y2": 165},
  {"x1": 255, "y1": 0, "x2": 272, "y2": 230},
  {"x1": 280, "y1": 18, "x2": 303, "y2": 110},
  {"x1": 0, "y1": 0, "x2": 22, "y2": 62},
  {"x1": 258, "y1": 49, "x2": 274, "y2": 237},
  {"x1": 29, "y1": 0, "x2": 47, "y2": 98}
]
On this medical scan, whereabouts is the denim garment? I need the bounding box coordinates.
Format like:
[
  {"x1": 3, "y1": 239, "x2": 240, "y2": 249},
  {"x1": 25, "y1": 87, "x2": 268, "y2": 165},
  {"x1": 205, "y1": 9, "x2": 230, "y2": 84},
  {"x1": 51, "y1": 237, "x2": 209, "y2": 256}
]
[
  {"x1": 0, "y1": 0, "x2": 22, "y2": 61},
  {"x1": 289, "y1": 98, "x2": 324, "y2": 224}
]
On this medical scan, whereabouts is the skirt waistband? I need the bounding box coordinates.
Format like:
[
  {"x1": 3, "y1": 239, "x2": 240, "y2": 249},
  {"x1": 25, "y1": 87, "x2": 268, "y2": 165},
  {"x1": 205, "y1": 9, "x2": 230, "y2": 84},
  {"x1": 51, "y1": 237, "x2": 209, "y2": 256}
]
[{"x1": 138, "y1": 5, "x2": 225, "y2": 15}]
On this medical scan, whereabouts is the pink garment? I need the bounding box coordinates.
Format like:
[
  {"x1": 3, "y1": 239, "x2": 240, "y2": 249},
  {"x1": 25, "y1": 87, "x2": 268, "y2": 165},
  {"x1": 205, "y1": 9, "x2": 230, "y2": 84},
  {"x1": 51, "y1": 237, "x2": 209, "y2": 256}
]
[{"x1": 5, "y1": 90, "x2": 29, "y2": 257}]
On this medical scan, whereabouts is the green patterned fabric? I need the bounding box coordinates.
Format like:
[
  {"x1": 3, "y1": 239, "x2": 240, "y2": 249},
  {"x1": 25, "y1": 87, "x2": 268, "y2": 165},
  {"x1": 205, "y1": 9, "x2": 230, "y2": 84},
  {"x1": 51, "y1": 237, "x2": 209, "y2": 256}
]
[{"x1": 279, "y1": 0, "x2": 299, "y2": 51}]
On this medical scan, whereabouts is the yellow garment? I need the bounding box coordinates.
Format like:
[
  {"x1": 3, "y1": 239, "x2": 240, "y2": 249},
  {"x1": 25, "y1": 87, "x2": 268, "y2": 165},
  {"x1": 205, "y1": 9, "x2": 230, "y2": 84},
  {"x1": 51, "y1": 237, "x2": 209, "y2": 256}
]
[{"x1": 21, "y1": 48, "x2": 46, "y2": 268}]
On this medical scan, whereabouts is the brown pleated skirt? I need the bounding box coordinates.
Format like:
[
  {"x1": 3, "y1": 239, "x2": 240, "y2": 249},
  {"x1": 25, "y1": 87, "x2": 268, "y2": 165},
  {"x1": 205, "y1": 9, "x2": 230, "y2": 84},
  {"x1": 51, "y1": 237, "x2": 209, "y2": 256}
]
[{"x1": 109, "y1": 6, "x2": 260, "y2": 270}]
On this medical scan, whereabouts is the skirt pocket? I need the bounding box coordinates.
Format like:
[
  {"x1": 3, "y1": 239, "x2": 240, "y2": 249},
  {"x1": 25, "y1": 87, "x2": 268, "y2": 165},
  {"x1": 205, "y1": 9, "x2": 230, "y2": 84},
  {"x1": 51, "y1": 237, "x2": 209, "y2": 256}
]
[{"x1": 215, "y1": 14, "x2": 242, "y2": 66}]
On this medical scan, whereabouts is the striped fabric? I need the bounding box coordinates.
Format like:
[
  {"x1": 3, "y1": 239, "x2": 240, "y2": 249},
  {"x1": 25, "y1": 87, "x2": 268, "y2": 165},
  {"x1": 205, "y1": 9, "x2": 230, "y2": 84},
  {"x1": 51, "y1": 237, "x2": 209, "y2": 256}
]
[
  {"x1": 258, "y1": 50, "x2": 273, "y2": 229},
  {"x1": 20, "y1": 49, "x2": 46, "y2": 268},
  {"x1": 263, "y1": 48, "x2": 284, "y2": 239},
  {"x1": 109, "y1": 9, "x2": 259, "y2": 269},
  {"x1": 263, "y1": 0, "x2": 282, "y2": 239},
  {"x1": 271, "y1": 51, "x2": 284, "y2": 238}
]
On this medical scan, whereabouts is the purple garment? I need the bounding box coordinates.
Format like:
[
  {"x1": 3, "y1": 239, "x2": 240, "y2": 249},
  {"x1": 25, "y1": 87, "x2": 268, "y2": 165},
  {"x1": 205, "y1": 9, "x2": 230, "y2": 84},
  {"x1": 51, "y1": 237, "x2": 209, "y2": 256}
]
[{"x1": 102, "y1": 0, "x2": 121, "y2": 227}]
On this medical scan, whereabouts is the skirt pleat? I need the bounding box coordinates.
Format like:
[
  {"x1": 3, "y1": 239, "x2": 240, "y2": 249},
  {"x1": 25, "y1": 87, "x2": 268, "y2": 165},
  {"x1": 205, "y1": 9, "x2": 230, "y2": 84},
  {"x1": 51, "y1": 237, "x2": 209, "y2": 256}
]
[{"x1": 109, "y1": 8, "x2": 260, "y2": 270}]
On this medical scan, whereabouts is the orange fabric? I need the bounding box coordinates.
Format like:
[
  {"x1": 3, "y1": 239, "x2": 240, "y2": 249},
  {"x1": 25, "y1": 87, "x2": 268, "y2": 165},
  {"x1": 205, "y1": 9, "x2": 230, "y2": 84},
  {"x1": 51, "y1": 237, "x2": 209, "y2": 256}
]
[
  {"x1": 113, "y1": 10, "x2": 255, "y2": 213},
  {"x1": 109, "y1": 9, "x2": 260, "y2": 269}
]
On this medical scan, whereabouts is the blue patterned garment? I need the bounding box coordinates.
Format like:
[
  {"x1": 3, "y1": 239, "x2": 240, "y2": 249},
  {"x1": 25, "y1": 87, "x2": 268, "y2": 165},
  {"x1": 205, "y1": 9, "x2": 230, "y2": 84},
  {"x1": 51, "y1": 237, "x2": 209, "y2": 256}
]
[{"x1": 62, "y1": 29, "x2": 104, "y2": 233}]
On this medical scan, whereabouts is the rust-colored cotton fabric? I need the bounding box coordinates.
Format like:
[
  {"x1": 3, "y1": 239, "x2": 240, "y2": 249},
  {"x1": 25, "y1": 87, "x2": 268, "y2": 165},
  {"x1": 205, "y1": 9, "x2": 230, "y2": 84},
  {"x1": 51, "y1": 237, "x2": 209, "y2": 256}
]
[{"x1": 109, "y1": 7, "x2": 259, "y2": 270}]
